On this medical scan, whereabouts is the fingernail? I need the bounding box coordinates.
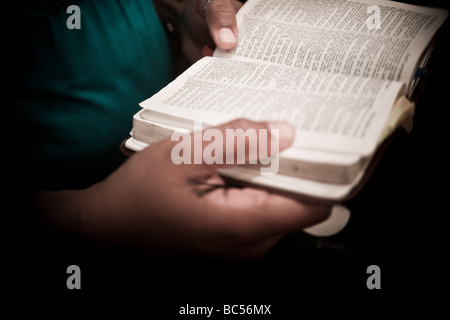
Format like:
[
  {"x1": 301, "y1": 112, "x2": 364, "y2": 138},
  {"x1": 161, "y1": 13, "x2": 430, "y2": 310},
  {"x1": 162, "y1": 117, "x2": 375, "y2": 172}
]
[
  {"x1": 268, "y1": 122, "x2": 296, "y2": 150},
  {"x1": 218, "y1": 28, "x2": 237, "y2": 45}
]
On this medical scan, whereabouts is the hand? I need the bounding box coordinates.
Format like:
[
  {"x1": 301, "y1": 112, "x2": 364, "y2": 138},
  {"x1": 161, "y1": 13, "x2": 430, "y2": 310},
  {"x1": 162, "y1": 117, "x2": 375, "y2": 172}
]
[
  {"x1": 182, "y1": 0, "x2": 244, "y2": 63},
  {"x1": 35, "y1": 119, "x2": 330, "y2": 259}
]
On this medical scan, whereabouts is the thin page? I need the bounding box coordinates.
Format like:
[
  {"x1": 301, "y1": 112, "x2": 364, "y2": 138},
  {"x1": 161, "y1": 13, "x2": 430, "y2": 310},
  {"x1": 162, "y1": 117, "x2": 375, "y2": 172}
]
[
  {"x1": 140, "y1": 57, "x2": 404, "y2": 155},
  {"x1": 214, "y1": 0, "x2": 447, "y2": 89},
  {"x1": 218, "y1": 160, "x2": 370, "y2": 201}
]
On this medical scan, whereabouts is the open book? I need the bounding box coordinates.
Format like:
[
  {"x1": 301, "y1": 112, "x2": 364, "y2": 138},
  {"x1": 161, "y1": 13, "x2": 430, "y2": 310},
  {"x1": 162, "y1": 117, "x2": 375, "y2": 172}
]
[{"x1": 125, "y1": 0, "x2": 447, "y2": 203}]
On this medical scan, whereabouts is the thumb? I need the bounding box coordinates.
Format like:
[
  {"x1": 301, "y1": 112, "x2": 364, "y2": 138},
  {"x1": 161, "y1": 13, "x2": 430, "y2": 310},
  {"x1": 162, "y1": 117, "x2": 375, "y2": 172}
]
[
  {"x1": 198, "y1": 118, "x2": 296, "y2": 168},
  {"x1": 202, "y1": 0, "x2": 240, "y2": 49}
]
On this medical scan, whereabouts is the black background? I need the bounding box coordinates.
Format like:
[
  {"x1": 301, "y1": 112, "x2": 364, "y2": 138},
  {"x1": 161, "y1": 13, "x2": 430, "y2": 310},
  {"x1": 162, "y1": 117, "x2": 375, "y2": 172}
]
[{"x1": 4, "y1": 0, "x2": 450, "y2": 317}]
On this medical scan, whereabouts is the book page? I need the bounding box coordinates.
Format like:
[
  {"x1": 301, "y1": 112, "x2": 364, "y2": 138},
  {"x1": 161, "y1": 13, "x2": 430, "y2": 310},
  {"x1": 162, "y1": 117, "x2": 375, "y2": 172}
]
[
  {"x1": 214, "y1": 0, "x2": 447, "y2": 88},
  {"x1": 218, "y1": 164, "x2": 367, "y2": 201},
  {"x1": 140, "y1": 57, "x2": 404, "y2": 155}
]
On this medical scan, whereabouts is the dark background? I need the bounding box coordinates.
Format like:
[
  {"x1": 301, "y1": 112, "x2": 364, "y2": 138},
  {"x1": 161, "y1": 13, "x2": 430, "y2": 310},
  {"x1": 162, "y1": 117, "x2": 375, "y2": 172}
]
[{"x1": 4, "y1": 0, "x2": 450, "y2": 317}]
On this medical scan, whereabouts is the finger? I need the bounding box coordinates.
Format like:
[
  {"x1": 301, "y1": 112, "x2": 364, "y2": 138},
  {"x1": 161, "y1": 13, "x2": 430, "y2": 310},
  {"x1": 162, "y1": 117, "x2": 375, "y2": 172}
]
[
  {"x1": 202, "y1": 0, "x2": 241, "y2": 49},
  {"x1": 166, "y1": 118, "x2": 295, "y2": 173},
  {"x1": 202, "y1": 118, "x2": 296, "y2": 168},
  {"x1": 183, "y1": 0, "x2": 216, "y2": 49},
  {"x1": 205, "y1": 186, "x2": 331, "y2": 241}
]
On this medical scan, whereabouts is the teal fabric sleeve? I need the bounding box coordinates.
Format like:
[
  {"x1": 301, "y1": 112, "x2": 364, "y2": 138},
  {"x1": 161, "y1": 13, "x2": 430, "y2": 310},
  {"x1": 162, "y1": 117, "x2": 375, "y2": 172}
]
[{"x1": 10, "y1": 0, "x2": 175, "y2": 189}]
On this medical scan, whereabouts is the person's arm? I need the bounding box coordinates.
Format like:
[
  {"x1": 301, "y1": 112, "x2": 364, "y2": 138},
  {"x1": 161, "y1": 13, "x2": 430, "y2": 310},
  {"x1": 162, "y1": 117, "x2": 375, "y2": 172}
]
[
  {"x1": 32, "y1": 119, "x2": 330, "y2": 259},
  {"x1": 182, "y1": 0, "x2": 243, "y2": 63},
  {"x1": 152, "y1": 0, "x2": 243, "y2": 70},
  {"x1": 30, "y1": 1, "x2": 330, "y2": 259}
]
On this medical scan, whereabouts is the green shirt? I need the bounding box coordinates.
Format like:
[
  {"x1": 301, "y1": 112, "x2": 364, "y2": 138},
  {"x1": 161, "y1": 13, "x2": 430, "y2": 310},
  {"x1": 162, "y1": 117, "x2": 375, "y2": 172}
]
[{"x1": 11, "y1": 0, "x2": 174, "y2": 189}]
